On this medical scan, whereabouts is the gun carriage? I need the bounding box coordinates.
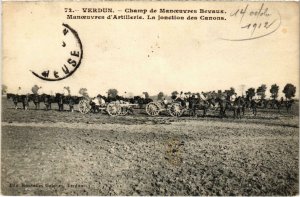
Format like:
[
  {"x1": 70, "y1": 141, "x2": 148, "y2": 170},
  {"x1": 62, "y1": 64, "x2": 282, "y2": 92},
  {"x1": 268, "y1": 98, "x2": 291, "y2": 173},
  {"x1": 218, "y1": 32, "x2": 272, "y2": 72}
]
[
  {"x1": 146, "y1": 101, "x2": 187, "y2": 117},
  {"x1": 78, "y1": 98, "x2": 138, "y2": 116}
]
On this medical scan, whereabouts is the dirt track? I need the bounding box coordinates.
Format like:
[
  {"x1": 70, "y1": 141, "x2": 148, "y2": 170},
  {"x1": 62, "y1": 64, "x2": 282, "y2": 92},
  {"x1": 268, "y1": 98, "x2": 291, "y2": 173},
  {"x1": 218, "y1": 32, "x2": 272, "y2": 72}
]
[{"x1": 1, "y1": 99, "x2": 299, "y2": 195}]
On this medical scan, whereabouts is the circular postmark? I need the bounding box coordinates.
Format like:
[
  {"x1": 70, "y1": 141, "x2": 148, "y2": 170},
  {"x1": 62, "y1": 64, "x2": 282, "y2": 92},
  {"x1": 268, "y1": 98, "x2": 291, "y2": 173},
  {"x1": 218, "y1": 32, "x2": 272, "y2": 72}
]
[{"x1": 30, "y1": 23, "x2": 83, "y2": 81}]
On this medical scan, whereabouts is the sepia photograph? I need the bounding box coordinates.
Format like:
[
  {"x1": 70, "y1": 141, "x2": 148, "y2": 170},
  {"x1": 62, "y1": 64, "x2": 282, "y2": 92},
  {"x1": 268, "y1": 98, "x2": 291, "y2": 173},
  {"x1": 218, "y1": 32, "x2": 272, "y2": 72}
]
[{"x1": 1, "y1": 1, "x2": 299, "y2": 195}]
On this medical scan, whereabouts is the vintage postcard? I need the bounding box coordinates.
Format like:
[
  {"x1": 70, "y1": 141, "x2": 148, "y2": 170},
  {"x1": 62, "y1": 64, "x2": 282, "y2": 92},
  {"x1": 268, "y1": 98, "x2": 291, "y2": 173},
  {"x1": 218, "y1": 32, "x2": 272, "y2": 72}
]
[{"x1": 1, "y1": 1, "x2": 299, "y2": 196}]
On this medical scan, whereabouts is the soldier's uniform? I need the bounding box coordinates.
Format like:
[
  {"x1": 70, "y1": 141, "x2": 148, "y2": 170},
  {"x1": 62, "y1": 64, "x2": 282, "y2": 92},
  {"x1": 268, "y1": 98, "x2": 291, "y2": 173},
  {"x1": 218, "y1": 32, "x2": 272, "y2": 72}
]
[
  {"x1": 200, "y1": 92, "x2": 206, "y2": 101},
  {"x1": 91, "y1": 97, "x2": 100, "y2": 113},
  {"x1": 231, "y1": 94, "x2": 237, "y2": 102}
]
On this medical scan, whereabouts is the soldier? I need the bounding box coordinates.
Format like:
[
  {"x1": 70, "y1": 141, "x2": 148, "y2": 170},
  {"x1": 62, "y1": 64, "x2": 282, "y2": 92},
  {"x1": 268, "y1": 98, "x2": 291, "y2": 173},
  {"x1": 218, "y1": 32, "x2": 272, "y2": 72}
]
[
  {"x1": 179, "y1": 91, "x2": 185, "y2": 100},
  {"x1": 69, "y1": 96, "x2": 75, "y2": 112},
  {"x1": 200, "y1": 92, "x2": 206, "y2": 101},
  {"x1": 189, "y1": 94, "x2": 197, "y2": 117},
  {"x1": 97, "y1": 94, "x2": 106, "y2": 107},
  {"x1": 58, "y1": 94, "x2": 64, "y2": 111},
  {"x1": 91, "y1": 96, "x2": 100, "y2": 113},
  {"x1": 184, "y1": 93, "x2": 190, "y2": 108},
  {"x1": 23, "y1": 94, "x2": 29, "y2": 110},
  {"x1": 231, "y1": 93, "x2": 237, "y2": 102},
  {"x1": 163, "y1": 97, "x2": 168, "y2": 108},
  {"x1": 44, "y1": 96, "x2": 50, "y2": 111}
]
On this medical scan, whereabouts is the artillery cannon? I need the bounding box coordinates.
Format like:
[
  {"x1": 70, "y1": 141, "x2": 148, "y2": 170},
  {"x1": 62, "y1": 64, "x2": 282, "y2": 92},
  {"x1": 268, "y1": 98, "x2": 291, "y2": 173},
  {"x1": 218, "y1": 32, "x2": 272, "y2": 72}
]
[
  {"x1": 145, "y1": 101, "x2": 186, "y2": 117},
  {"x1": 78, "y1": 98, "x2": 138, "y2": 116}
]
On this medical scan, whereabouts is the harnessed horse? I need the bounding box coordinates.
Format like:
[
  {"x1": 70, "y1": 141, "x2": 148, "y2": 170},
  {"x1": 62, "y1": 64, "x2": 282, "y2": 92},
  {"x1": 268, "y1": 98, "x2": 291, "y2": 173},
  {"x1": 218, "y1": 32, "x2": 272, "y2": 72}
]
[{"x1": 7, "y1": 93, "x2": 30, "y2": 110}]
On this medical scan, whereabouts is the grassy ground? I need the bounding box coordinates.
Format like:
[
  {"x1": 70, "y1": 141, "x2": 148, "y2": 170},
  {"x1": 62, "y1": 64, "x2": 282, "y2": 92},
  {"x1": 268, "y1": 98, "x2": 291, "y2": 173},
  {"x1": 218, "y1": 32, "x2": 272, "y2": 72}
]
[{"x1": 1, "y1": 98, "x2": 299, "y2": 195}]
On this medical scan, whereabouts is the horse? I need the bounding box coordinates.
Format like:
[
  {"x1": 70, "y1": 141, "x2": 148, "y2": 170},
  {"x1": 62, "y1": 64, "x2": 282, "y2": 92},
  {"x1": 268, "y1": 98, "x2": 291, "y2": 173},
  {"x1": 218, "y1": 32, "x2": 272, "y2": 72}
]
[
  {"x1": 187, "y1": 96, "x2": 197, "y2": 117},
  {"x1": 29, "y1": 94, "x2": 43, "y2": 110},
  {"x1": 64, "y1": 95, "x2": 76, "y2": 112},
  {"x1": 56, "y1": 93, "x2": 65, "y2": 111},
  {"x1": 191, "y1": 93, "x2": 210, "y2": 117},
  {"x1": 130, "y1": 96, "x2": 153, "y2": 109},
  {"x1": 268, "y1": 98, "x2": 284, "y2": 112},
  {"x1": 243, "y1": 96, "x2": 257, "y2": 116},
  {"x1": 256, "y1": 98, "x2": 268, "y2": 109},
  {"x1": 240, "y1": 96, "x2": 247, "y2": 116},
  {"x1": 7, "y1": 93, "x2": 29, "y2": 110},
  {"x1": 7, "y1": 93, "x2": 19, "y2": 109},
  {"x1": 250, "y1": 99, "x2": 258, "y2": 116},
  {"x1": 231, "y1": 96, "x2": 245, "y2": 119},
  {"x1": 214, "y1": 97, "x2": 230, "y2": 118},
  {"x1": 55, "y1": 94, "x2": 82, "y2": 112},
  {"x1": 42, "y1": 94, "x2": 51, "y2": 111},
  {"x1": 285, "y1": 99, "x2": 294, "y2": 113}
]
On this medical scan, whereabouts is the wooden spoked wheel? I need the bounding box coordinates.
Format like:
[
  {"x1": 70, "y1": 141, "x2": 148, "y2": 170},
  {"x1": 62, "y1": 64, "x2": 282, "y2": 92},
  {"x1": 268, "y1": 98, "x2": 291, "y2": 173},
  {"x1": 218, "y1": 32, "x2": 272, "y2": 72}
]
[
  {"x1": 168, "y1": 103, "x2": 184, "y2": 117},
  {"x1": 78, "y1": 99, "x2": 91, "y2": 114},
  {"x1": 106, "y1": 102, "x2": 121, "y2": 116},
  {"x1": 146, "y1": 102, "x2": 160, "y2": 116}
]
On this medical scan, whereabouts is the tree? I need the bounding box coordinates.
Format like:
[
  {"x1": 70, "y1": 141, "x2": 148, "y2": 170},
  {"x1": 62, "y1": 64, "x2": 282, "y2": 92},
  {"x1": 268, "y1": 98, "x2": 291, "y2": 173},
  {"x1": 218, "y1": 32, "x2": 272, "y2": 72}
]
[
  {"x1": 143, "y1": 92, "x2": 149, "y2": 99},
  {"x1": 246, "y1": 88, "x2": 255, "y2": 99},
  {"x1": 64, "y1": 86, "x2": 71, "y2": 95},
  {"x1": 157, "y1": 92, "x2": 164, "y2": 100},
  {"x1": 270, "y1": 84, "x2": 279, "y2": 100},
  {"x1": 79, "y1": 88, "x2": 89, "y2": 97},
  {"x1": 256, "y1": 84, "x2": 267, "y2": 99},
  {"x1": 283, "y1": 83, "x2": 296, "y2": 99},
  {"x1": 2, "y1": 84, "x2": 7, "y2": 95},
  {"x1": 108, "y1": 89, "x2": 118, "y2": 99},
  {"x1": 31, "y1": 85, "x2": 41, "y2": 94}
]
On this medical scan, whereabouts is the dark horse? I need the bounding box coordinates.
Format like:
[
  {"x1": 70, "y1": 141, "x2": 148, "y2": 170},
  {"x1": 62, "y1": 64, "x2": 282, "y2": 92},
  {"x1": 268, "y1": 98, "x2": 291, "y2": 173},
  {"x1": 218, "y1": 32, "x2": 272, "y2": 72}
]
[
  {"x1": 190, "y1": 93, "x2": 210, "y2": 117},
  {"x1": 250, "y1": 99, "x2": 258, "y2": 116},
  {"x1": 41, "y1": 94, "x2": 56, "y2": 111},
  {"x1": 129, "y1": 96, "x2": 153, "y2": 109},
  {"x1": 7, "y1": 93, "x2": 30, "y2": 110},
  {"x1": 64, "y1": 95, "x2": 82, "y2": 112},
  {"x1": 29, "y1": 94, "x2": 44, "y2": 110},
  {"x1": 268, "y1": 98, "x2": 284, "y2": 112},
  {"x1": 56, "y1": 93, "x2": 65, "y2": 111},
  {"x1": 214, "y1": 97, "x2": 230, "y2": 118},
  {"x1": 55, "y1": 94, "x2": 82, "y2": 112},
  {"x1": 285, "y1": 99, "x2": 294, "y2": 113},
  {"x1": 231, "y1": 96, "x2": 246, "y2": 119},
  {"x1": 244, "y1": 96, "x2": 257, "y2": 116}
]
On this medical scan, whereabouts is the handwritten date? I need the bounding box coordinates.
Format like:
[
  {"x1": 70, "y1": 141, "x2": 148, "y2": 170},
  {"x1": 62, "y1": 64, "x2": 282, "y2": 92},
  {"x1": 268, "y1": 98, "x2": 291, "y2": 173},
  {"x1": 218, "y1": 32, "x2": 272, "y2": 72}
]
[{"x1": 224, "y1": 3, "x2": 281, "y2": 41}]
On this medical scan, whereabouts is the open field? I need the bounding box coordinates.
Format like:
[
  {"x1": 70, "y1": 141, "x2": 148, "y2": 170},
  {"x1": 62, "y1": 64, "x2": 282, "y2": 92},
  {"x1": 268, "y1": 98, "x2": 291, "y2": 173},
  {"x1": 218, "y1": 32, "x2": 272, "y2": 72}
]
[{"x1": 1, "y1": 98, "x2": 299, "y2": 195}]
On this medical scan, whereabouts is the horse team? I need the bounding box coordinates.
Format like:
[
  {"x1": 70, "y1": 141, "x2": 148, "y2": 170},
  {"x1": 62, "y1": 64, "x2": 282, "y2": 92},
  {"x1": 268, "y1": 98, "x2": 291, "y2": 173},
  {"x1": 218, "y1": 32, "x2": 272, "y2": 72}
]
[
  {"x1": 6, "y1": 91, "x2": 294, "y2": 118},
  {"x1": 166, "y1": 92, "x2": 294, "y2": 118},
  {"x1": 6, "y1": 93, "x2": 152, "y2": 113}
]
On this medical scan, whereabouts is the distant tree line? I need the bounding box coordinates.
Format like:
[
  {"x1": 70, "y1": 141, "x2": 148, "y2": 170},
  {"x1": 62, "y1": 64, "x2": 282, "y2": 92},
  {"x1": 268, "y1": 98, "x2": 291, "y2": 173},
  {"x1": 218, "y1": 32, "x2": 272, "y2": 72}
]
[
  {"x1": 245, "y1": 83, "x2": 296, "y2": 100},
  {"x1": 2, "y1": 83, "x2": 297, "y2": 101}
]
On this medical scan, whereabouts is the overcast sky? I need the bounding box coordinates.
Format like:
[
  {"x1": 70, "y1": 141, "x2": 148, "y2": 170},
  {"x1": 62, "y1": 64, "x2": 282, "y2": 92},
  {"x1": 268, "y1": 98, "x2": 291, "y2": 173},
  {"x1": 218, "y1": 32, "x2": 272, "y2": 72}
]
[{"x1": 2, "y1": 2, "x2": 299, "y2": 97}]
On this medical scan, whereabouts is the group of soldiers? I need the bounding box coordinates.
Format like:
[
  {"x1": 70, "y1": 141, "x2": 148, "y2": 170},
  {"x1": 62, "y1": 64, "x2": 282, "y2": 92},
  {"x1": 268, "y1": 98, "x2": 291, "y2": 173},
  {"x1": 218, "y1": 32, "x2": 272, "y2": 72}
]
[{"x1": 7, "y1": 86, "x2": 295, "y2": 117}]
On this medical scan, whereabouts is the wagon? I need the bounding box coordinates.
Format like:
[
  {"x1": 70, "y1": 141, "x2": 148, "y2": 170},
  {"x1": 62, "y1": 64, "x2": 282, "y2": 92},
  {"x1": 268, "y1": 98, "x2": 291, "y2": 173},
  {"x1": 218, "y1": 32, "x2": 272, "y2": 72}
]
[
  {"x1": 78, "y1": 98, "x2": 138, "y2": 116},
  {"x1": 145, "y1": 101, "x2": 187, "y2": 117}
]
